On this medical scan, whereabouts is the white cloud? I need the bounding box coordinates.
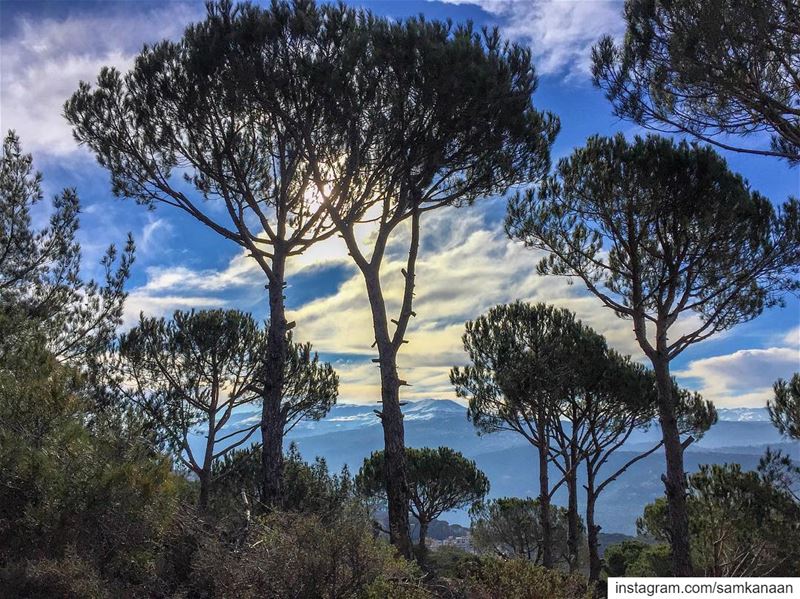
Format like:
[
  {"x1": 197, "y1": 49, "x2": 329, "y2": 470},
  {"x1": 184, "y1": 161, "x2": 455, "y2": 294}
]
[
  {"x1": 675, "y1": 347, "x2": 800, "y2": 408},
  {"x1": 116, "y1": 197, "x2": 790, "y2": 405},
  {"x1": 139, "y1": 216, "x2": 173, "y2": 257},
  {"x1": 438, "y1": 0, "x2": 625, "y2": 77},
  {"x1": 123, "y1": 292, "x2": 228, "y2": 329},
  {"x1": 289, "y1": 202, "x2": 656, "y2": 402},
  {"x1": 121, "y1": 251, "x2": 266, "y2": 328},
  {"x1": 0, "y1": 3, "x2": 200, "y2": 157},
  {"x1": 783, "y1": 325, "x2": 800, "y2": 348}
]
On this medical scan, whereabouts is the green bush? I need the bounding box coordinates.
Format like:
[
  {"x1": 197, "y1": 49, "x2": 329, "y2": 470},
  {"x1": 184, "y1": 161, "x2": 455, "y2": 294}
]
[
  {"x1": 189, "y1": 504, "x2": 429, "y2": 598},
  {"x1": 434, "y1": 555, "x2": 592, "y2": 599},
  {"x1": 424, "y1": 546, "x2": 480, "y2": 579},
  {"x1": 604, "y1": 540, "x2": 673, "y2": 578}
]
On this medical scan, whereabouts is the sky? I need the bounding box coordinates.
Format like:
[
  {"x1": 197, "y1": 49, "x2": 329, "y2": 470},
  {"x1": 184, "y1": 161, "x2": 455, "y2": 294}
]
[{"x1": 1, "y1": 0, "x2": 798, "y2": 408}]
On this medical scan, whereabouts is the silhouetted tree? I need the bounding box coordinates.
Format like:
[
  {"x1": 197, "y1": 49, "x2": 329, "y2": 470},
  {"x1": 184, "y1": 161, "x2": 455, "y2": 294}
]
[
  {"x1": 540, "y1": 319, "x2": 606, "y2": 573},
  {"x1": 451, "y1": 302, "x2": 586, "y2": 568},
  {"x1": 280, "y1": 10, "x2": 558, "y2": 557},
  {"x1": 581, "y1": 351, "x2": 716, "y2": 581},
  {"x1": 507, "y1": 134, "x2": 800, "y2": 574},
  {"x1": 592, "y1": 0, "x2": 800, "y2": 162},
  {"x1": 1, "y1": 131, "x2": 133, "y2": 365},
  {"x1": 356, "y1": 447, "x2": 489, "y2": 553},
  {"x1": 116, "y1": 309, "x2": 337, "y2": 510},
  {"x1": 469, "y1": 498, "x2": 571, "y2": 565},
  {"x1": 65, "y1": 0, "x2": 347, "y2": 506},
  {"x1": 769, "y1": 373, "x2": 800, "y2": 439}
]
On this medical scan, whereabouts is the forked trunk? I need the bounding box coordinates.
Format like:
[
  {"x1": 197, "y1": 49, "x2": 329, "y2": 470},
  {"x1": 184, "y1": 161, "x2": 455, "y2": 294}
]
[
  {"x1": 653, "y1": 357, "x2": 692, "y2": 576},
  {"x1": 363, "y1": 265, "x2": 413, "y2": 558},
  {"x1": 417, "y1": 518, "x2": 429, "y2": 554},
  {"x1": 260, "y1": 253, "x2": 288, "y2": 506}
]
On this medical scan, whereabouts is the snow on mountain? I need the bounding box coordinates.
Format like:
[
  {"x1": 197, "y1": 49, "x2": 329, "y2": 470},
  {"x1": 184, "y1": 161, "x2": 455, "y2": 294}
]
[
  {"x1": 199, "y1": 398, "x2": 793, "y2": 533},
  {"x1": 715, "y1": 407, "x2": 771, "y2": 422}
]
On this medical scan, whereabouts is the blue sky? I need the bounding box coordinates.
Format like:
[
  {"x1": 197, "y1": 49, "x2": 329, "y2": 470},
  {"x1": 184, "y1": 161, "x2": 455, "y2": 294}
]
[{"x1": 1, "y1": 0, "x2": 798, "y2": 407}]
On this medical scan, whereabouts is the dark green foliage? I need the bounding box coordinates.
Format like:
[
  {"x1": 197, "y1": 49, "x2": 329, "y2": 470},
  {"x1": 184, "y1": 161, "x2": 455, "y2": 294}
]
[
  {"x1": 0, "y1": 329, "x2": 186, "y2": 595},
  {"x1": 451, "y1": 300, "x2": 715, "y2": 575},
  {"x1": 117, "y1": 310, "x2": 266, "y2": 467},
  {"x1": 450, "y1": 302, "x2": 597, "y2": 571},
  {"x1": 603, "y1": 540, "x2": 651, "y2": 577},
  {"x1": 64, "y1": 0, "x2": 558, "y2": 549},
  {"x1": 508, "y1": 135, "x2": 800, "y2": 349},
  {"x1": 507, "y1": 132, "x2": 798, "y2": 575},
  {"x1": 603, "y1": 540, "x2": 673, "y2": 578},
  {"x1": 758, "y1": 447, "x2": 800, "y2": 502},
  {"x1": 356, "y1": 447, "x2": 489, "y2": 551},
  {"x1": 0, "y1": 133, "x2": 176, "y2": 595},
  {"x1": 469, "y1": 498, "x2": 574, "y2": 565},
  {"x1": 592, "y1": 0, "x2": 800, "y2": 162},
  {"x1": 637, "y1": 463, "x2": 800, "y2": 576},
  {"x1": 451, "y1": 302, "x2": 592, "y2": 437},
  {"x1": 268, "y1": 0, "x2": 558, "y2": 557},
  {"x1": 769, "y1": 373, "x2": 800, "y2": 439},
  {"x1": 64, "y1": 0, "x2": 341, "y2": 254},
  {"x1": 64, "y1": 0, "x2": 361, "y2": 508},
  {"x1": 212, "y1": 442, "x2": 353, "y2": 519},
  {"x1": 0, "y1": 131, "x2": 133, "y2": 365},
  {"x1": 423, "y1": 546, "x2": 477, "y2": 580}
]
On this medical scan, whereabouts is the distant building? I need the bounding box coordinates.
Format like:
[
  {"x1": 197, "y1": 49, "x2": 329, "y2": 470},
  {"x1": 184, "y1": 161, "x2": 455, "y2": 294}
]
[{"x1": 427, "y1": 534, "x2": 476, "y2": 553}]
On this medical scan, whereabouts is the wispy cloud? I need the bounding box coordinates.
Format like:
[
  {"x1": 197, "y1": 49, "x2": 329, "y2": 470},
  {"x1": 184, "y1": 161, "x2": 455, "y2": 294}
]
[
  {"x1": 675, "y1": 347, "x2": 800, "y2": 408},
  {"x1": 123, "y1": 293, "x2": 228, "y2": 329},
  {"x1": 123, "y1": 199, "x2": 733, "y2": 404},
  {"x1": 289, "y1": 202, "x2": 662, "y2": 402},
  {"x1": 0, "y1": 3, "x2": 200, "y2": 157},
  {"x1": 437, "y1": 0, "x2": 625, "y2": 77},
  {"x1": 138, "y1": 216, "x2": 174, "y2": 257}
]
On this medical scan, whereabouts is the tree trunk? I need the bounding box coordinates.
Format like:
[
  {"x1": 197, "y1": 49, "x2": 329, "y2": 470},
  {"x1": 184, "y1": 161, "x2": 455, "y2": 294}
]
[
  {"x1": 260, "y1": 252, "x2": 288, "y2": 507},
  {"x1": 566, "y1": 460, "x2": 580, "y2": 573},
  {"x1": 199, "y1": 403, "x2": 216, "y2": 512},
  {"x1": 363, "y1": 267, "x2": 413, "y2": 558},
  {"x1": 417, "y1": 518, "x2": 429, "y2": 553},
  {"x1": 537, "y1": 414, "x2": 553, "y2": 568},
  {"x1": 377, "y1": 343, "x2": 413, "y2": 558},
  {"x1": 198, "y1": 469, "x2": 211, "y2": 512},
  {"x1": 586, "y1": 462, "x2": 602, "y2": 583},
  {"x1": 653, "y1": 356, "x2": 692, "y2": 576}
]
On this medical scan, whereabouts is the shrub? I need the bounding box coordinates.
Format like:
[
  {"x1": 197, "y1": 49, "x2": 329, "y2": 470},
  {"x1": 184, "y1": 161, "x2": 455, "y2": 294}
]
[
  {"x1": 0, "y1": 549, "x2": 108, "y2": 599},
  {"x1": 432, "y1": 555, "x2": 592, "y2": 599},
  {"x1": 604, "y1": 540, "x2": 672, "y2": 578},
  {"x1": 189, "y1": 504, "x2": 428, "y2": 598}
]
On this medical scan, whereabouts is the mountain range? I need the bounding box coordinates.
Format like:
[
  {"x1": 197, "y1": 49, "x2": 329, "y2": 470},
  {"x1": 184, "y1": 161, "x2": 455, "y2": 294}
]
[{"x1": 196, "y1": 399, "x2": 798, "y2": 535}]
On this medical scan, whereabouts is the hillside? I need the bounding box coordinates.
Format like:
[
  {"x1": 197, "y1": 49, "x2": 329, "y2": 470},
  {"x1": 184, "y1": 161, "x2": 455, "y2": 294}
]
[{"x1": 201, "y1": 399, "x2": 797, "y2": 534}]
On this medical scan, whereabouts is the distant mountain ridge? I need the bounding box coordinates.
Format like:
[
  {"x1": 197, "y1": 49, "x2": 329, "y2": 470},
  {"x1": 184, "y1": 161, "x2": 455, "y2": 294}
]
[{"x1": 193, "y1": 399, "x2": 796, "y2": 534}]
